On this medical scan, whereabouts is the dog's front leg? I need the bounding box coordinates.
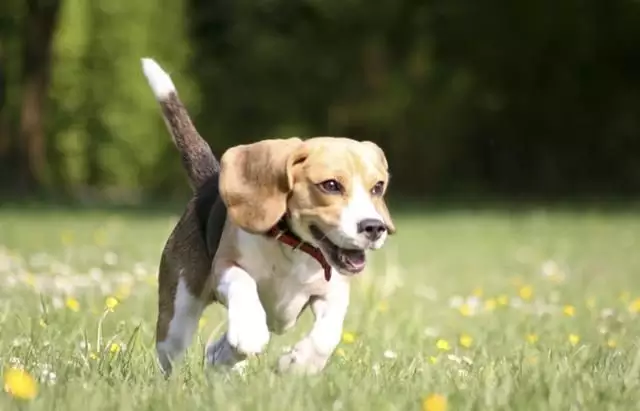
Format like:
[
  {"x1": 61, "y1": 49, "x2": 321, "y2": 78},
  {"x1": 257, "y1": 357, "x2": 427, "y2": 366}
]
[
  {"x1": 277, "y1": 279, "x2": 350, "y2": 374},
  {"x1": 205, "y1": 266, "x2": 270, "y2": 368}
]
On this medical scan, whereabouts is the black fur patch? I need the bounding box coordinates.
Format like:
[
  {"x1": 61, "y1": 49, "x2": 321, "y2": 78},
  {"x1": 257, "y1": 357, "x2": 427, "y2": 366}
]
[{"x1": 194, "y1": 175, "x2": 227, "y2": 259}]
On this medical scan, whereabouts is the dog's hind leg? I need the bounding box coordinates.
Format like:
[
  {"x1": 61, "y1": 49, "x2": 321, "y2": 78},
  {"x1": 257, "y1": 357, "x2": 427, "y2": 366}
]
[{"x1": 156, "y1": 264, "x2": 206, "y2": 376}]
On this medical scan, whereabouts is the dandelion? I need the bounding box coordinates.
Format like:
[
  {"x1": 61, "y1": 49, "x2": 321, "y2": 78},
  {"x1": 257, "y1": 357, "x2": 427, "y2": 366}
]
[
  {"x1": 436, "y1": 339, "x2": 451, "y2": 351},
  {"x1": 341, "y1": 332, "x2": 356, "y2": 344},
  {"x1": 628, "y1": 298, "x2": 640, "y2": 313},
  {"x1": 115, "y1": 285, "x2": 131, "y2": 300},
  {"x1": 65, "y1": 297, "x2": 80, "y2": 312},
  {"x1": 93, "y1": 229, "x2": 108, "y2": 247},
  {"x1": 89, "y1": 352, "x2": 98, "y2": 361},
  {"x1": 109, "y1": 343, "x2": 120, "y2": 354},
  {"x1": 3, "y1": 367, "x2": 38, "y2": 400},
  {"x1": 60, "y1": 231, "x2": 74, "y2": 246},
  {"x1": 563, "y1": 305, "x2": 576, "y2": 317},
  {"x1": 568, "y1": 334, "x2": 580, "y2": 346},
  {"x1": 105, "y1": 297, "x2": 118, "y2": 311},
  {"x1": 459, "y1": 304, "x2": 472, "y2": 317},
  {"x1": 377, "y1": 301, "x2": 389, "y2": 312},
  {"x1": 428, "y1": 356, "x2": 438, "y2": 364},
  {"x1": 526, "y1": 334, "x2": 539, "y2": 344},
  {"x1": 472, "y1": 287, "x2": 483, "y2": 297},
  {"x1": 619, "y1": 291, "x2": 630, "y2": 303},
  {"x1": 422, "y1": 393, "x2": 447, "y2": 411},
  {"x1": 607, "y1": 339, "x2": 617, "y2": 348},
  {"x1": 519, "y1": 285, "x2": 533, "y2": 301},
  {"x1": 459, "y1": 334, "x2": 473, "y2": 348},
  {"x1": 497, "y1": 295, "x2": 509, "y2": 306},
  {"x1": 484, "y1": 299, "x2": 497, "y2": 311}
]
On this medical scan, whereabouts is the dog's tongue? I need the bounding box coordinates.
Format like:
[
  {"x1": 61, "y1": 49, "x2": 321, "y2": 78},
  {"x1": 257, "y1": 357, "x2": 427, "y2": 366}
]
[{"x1": 339, "y1": 249, "x2": 366, "y2": 271}]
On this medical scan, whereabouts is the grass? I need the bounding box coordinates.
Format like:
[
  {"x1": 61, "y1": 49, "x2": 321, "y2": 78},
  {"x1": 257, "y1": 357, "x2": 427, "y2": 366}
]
[{"x1": 2, "y1": 205, "x2": 640, "y2": 410}]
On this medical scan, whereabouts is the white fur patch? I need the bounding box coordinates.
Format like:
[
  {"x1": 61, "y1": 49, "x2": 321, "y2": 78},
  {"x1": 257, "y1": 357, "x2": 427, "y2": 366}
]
[
  {"x1": 277, "y1": 281, "x2": 349, "y2": 374},
  {"x1": 336, "y1": 178, "x2": 387, "y2": 248},
  {"x1": 217, "y1": 266, "x2": 271, "y2": 356},
  {"x1": 141, "y1": 58, "x2": 176, "y2": 100},
  {"x1": 156, "y1": 278, "x2": 205, "y2": 373}
]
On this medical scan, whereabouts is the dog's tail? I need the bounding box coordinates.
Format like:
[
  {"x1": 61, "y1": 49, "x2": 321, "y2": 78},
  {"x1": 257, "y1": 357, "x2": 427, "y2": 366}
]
[{"x1": 141, "y1": 58, "x2": 218, "y2": 191}]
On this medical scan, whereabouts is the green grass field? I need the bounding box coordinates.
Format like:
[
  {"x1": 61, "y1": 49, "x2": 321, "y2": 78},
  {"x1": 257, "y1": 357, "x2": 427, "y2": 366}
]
[{"x1": 2, "y1": 205, "x2": 640, "y2": 410}]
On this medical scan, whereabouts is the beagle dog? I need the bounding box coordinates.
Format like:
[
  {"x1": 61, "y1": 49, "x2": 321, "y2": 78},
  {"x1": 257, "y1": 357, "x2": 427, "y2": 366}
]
[{"x1": 141, "y1": 58, "x2": 395, "y2": 376}]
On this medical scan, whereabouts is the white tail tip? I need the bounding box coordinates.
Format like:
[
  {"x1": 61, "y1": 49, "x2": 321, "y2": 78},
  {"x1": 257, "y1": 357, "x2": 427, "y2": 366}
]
[{"x1": 141, "y1": 58, "x2": 176, "y2": 100}]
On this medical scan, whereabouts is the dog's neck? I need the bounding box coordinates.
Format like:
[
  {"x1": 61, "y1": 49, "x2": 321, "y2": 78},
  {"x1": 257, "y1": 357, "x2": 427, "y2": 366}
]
[{"x1": 265, "y1": 218, "x2": 332, "y2": 281}]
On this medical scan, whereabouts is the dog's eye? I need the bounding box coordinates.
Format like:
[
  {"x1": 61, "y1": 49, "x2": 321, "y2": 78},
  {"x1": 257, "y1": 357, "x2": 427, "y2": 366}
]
[
  {"x1": 319, "y1": 179, "x2": 342, "y2": 194},
  {"x1": 371, "y1": 181, "x2": 385, "y2": 196}
]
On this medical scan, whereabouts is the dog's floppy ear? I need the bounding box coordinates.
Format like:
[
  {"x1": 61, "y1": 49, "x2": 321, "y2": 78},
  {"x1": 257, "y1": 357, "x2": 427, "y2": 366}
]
[
  {"x1": 219, "y1": 138, "x2": 305, "y2": 234},
  {"x1": 361, "y1": 141, "x2": 396, "y2": 235}
]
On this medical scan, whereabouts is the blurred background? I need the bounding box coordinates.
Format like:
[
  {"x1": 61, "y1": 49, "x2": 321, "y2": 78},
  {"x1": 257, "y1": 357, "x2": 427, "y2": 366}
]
[{"x1": 1, "y1": 0, "x2": 640, "y2": 204}]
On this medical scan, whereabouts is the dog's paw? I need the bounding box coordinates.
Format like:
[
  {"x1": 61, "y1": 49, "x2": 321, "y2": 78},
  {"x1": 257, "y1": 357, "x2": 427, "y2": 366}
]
[
  {"x1": 226, "y1": 301, "x2": 270, "y2": 356},
  {"x1": 277, "y1": 338, "x2": 329, "y2": 375}
]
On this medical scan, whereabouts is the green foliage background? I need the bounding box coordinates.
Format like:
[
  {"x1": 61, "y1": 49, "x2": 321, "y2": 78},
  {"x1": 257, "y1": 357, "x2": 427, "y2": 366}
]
[{"x1": 2, "y1": 0, "x2": 640, "y2": 200}]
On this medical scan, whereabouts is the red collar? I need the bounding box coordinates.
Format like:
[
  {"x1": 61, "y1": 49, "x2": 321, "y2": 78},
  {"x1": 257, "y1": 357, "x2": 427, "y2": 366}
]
[{"x1": 265, "y1": 221, "x2": 332, "y2": 281}]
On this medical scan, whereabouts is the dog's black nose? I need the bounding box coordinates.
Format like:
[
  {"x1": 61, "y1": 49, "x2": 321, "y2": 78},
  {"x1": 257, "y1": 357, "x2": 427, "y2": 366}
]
[{"x1": 357, "y1": 218, "x2": 387, "y2": 241}]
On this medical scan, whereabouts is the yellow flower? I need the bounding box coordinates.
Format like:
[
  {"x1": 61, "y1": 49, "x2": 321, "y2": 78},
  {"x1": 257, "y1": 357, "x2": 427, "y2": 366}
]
[
  {"x1": 436, "y1": 339, "x2": 451, "y2": 351},
  {"x1": 607, "y1": 339, "x2": 617, "y2": 348},
  {"x1": 519, "y1": 285, "x2": 533, "y2": 301},
  {"x1": 377, "y1": 301, "x2": 389, "y2": 312},
  {"x1": 428, "y1": 356, "x2": 438, "y2": 364},
  {"x1": 115, "y1": 285, "x2": 131, "y2": 301},
  {"x1": 484, "y1": 299, "x2": 497, "y2": 311},
  {"x1": 422, "y1": 393, "x2": 447, "y2": 411},
  {"x1": 563, "y1": 305, "x2": 576, "y2": 317},
  {"x1": 60, "y1": 230, "x2": 74, "y2": 246},
  {"x1": 628, "y1": 298, "x2": 640, "y2": 313},
  {"x1": 93, "y1": 229, "x2": 108, "y2": 246},
  {"x1": 105, "y1": 297, "x2": 119, "y2": 311},
  {"x1": 459, "y1": 334, "x2": 473, "y2": 348},
  {"x1": 3, "y1": 367, "x2": 38, "y2": 400},
  {"x1": 109, "y1": 343, "x2": 120, "y2": 354},
  {"x1": 89, "y1": 352, "x2": 99, "y2": 361},
  {"x1": 342, "y1": 332, "x2": 356, "y2": 344},
  {"x1": 458, "y1": 304, "x2": 472, "y2": 317},
  {"x1": 497, "y1": 295, "x2": 509, "y2": 306},
  {"x1": 568, "y1": 334, "x2": 580, "y2": 346},
  {"x1": 65, "y1": 297, "x2": 80, "y2": 312},
  {"x1": 526, "y1": 334, "x2": 539, "y2": 344},
  {"x1": 472, "y1": 287, "x2": 483, "y2": 297},
  {"x1": 620, "y1": 291, "x2": 630, "y2": 303},
  {"x1": 24, "y1": 274, "x2": 36, "y2": 287}
]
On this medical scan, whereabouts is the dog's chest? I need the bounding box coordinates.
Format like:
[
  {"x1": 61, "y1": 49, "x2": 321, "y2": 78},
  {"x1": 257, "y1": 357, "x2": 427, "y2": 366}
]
[{"x1": 236, "y1": 231, "x2": 330, "y2": 334}]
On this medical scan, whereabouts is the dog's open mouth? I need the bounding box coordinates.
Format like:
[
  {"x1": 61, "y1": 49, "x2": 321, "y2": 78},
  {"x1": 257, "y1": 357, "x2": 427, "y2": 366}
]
[{"x1": 309, "y1": 225, "x2": 366, "y2": 274}]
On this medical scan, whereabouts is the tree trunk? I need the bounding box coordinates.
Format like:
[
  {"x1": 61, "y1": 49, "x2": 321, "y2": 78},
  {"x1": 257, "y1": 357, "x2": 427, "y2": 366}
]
[{"x1": 18, "y1": 0, "x2": 61, "y2": 191}]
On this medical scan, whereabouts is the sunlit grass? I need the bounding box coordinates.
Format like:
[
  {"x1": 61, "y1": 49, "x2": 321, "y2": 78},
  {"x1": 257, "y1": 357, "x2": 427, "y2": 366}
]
[{"x1": 2, "y1": 206, "x2": 640, "y2": 410}]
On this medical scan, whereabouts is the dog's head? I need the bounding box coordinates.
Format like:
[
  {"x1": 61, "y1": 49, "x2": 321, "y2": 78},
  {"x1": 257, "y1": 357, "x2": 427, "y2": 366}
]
[{"x1": 219, "y1": 137, "x2": 395, "y2": 276}]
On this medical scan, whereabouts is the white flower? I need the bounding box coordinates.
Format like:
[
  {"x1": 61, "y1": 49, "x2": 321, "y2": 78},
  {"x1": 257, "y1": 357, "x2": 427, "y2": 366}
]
[
  {"x1": 449, "y1": 295, "x2": 465, "y2": 308},
  {"x1": 383, "y1": 350, "x2": 397, "y2": 359},
  {"x1": 103, "y1": 252, "x2": 118, "y2": 266}
]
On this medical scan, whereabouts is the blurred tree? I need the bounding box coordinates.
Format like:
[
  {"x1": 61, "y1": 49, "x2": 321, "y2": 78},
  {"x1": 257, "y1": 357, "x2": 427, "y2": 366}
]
[
  {"x1": 18, "y1": 0, "x2": 61, "y2": 190},
  {"x1": 2, "y1": 0, "x2": 640, "y2": 200}
]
